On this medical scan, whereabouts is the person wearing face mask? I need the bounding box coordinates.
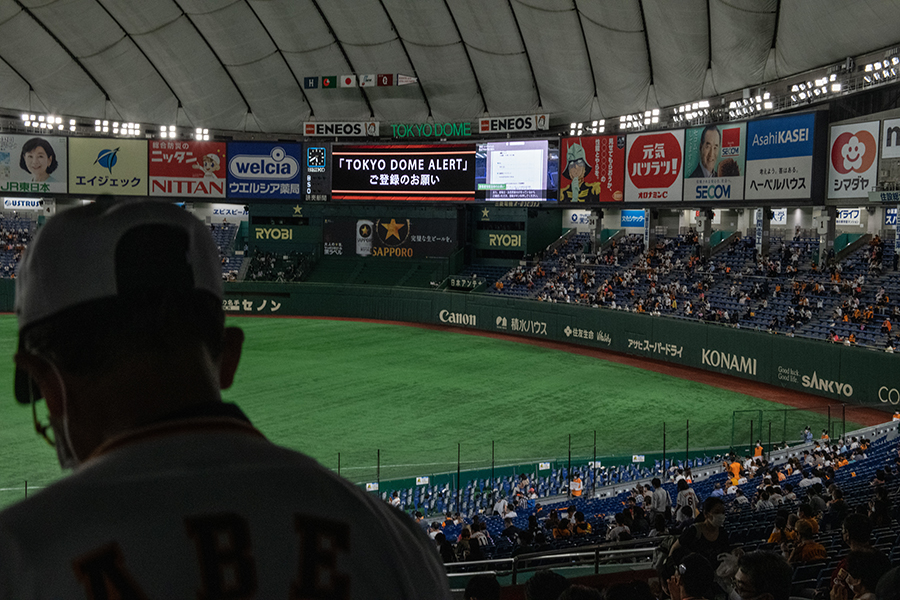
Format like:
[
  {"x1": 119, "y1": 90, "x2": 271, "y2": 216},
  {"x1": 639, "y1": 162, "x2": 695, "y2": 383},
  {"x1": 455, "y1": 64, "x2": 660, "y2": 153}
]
[
  {"x1": 667, "y1": 496, "x2": 729, "y2": 574},
  {"x1": 831, "y1": 550, "x2": 892, "y2": 600},
  {"x1": 1, "y1": 200, "x2": 452, "y2": 599}
]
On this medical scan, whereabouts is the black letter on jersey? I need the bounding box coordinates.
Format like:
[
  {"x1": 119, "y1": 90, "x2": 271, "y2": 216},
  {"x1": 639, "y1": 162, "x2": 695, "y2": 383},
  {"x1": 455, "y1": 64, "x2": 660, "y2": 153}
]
[
  {"x1": 291, "y1": 515, "x2": 350, "y2": 599},
  {"x1": 185, "y1": 513, "x2": 258, "y2": 599},
  {"x1": 72, "y1": 542, "x2": 150, "y2": 600}
]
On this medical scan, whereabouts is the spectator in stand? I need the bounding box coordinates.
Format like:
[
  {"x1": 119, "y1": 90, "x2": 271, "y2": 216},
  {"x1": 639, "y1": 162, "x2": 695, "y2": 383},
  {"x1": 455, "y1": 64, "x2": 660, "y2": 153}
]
[
  {"x1": 868, "y1": 486, "x2": 892, "y2": 528},
  {"x1": 649, "y1": 514, "x2": 669, "y2": 537},
  {"x1": 557, "y1": 585, "x2": 602, "y2": 600},
  {"x1": 668, "y1": 496, "x2": 729, "y2": 571},
  {"x1": 650, "y1": 477, "x2": 672, "y2": 522},
  {"x1": 732, "y1": 551, "x2": 793, "y2": 600},
  {"x1": 434, "y1": 532, "x2": 456, "y2": 563},
  {"x1": 524, "y1": 569, "x2": 571, "y2": 600},
  {"x1": 572, "y1": 511, "x2": 592, "y2": 536},
  {"x1": 675, "y1": 479, "x2": 700, "y2": 524},
  {"x1": 464, "y1": 574, "x2": 500, "y2": 600},
  {"x1": 785, "y1": 519, "x2": 827, "y2": 565},
  {"x1": 797, "y1": 503, "x2": 820, "y2": 534},
  {"x1": 832, "y1": 550, "x2": 892, "y2": 600},
  {"x1": 827, "y1": 513, "x2": 876, "y2": 592},
  {"x1": 767, "y1": 515, "x2": 798, "y2": 544},
  {"x1": 666, "y1": 552, "x2": 715, "y2": 600},
  {"x1": 825, "y1": 487, "x2": 850, "y2": 530},
  {"x1": 553, "y1": 518, "x2": 572, "y2": 540},
  {"x1": 606, "y1": 513, "x2": 631, "y2": 542}
]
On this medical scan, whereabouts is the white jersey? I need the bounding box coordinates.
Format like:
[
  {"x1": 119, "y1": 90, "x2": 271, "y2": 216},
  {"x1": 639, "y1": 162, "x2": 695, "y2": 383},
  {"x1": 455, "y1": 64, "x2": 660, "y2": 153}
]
[{"x1": 0, "y1": 414, "x2": 451, "y2": 600}]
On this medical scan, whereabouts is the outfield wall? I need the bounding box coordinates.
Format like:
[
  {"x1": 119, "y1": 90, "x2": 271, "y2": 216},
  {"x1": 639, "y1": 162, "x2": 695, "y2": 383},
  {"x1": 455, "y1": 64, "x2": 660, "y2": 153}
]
[{"x1": 223, "y1": 282, "x2": 900, "y2": 409}]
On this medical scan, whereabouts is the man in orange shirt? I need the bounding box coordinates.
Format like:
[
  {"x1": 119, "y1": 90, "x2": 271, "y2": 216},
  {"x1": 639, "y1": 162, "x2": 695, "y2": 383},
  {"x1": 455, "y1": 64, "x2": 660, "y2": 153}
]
[{"x1": 753, "y1": 441, "x2": 763, "y2": 458}]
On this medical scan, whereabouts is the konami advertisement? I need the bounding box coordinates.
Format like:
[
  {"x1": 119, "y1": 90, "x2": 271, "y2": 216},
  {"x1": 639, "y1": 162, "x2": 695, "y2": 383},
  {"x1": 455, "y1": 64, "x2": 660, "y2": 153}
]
[
  {"x1": 683, "y1": 123, "x2": 746, "y2": 202},
  {"x1": 827, "y1": 121, "x2": 879, "y2": 199},
  {"x1": 625, "y1": 130, "x2": 685, "y2": 202},
  {"x1": 148, "y1": 140, "x2": 227, "y2": 198},
  {"x1": 559, "y1": 135, "x2": 625, "y2": 203}
]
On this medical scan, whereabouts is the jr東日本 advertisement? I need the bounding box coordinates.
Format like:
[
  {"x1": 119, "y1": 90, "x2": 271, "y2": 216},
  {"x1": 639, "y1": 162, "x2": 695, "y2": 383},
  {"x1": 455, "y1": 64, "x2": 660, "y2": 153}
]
[
  {"x1": 0, "y1": 134, "x2": 68, "y2": 194},
  {"x1": 148, "y1": 140, "x2": 227, "y2": 198},
  {"x1": 559, "y1": 135, "x2": 625, "y2": 203},
  {"x1": 625, "y1": 130, "x2": 685, "y2": 202},
  {"x1": 745, "y1": 113, "x2": 815, "y2": 201},
  {"x1": 226, "y1": 142, "x2": 302, "y2": 200},
  {"x1": 331, "y1": 145, "x2": 476, "y2": 201},
  {"x1": 827, "y1": 121, "x2": 879, "y2": 199},
  {"x1": 68, "y1": 138, "x2": 148, "y2": 196},
  {"x1": 683, "y1": 122, "x2": 746, "y2": 201},
  {"x1": 322, "y1": 216, "x2": 457, "y2": 258}
]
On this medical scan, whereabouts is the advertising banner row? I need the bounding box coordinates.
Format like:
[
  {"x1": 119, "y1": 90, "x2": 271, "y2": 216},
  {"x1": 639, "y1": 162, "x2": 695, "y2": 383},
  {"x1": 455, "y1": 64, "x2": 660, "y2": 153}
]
[
  {"x1": 561, "y1": 113, "x2": 819, "y2": 204},
  {"x1": 0, "y1": 136, "x2": 325, "y2": 201},
  {"x1": 221, "y1": 282, "x2": 900, "y2": 407},
  {"x1": 13, "y1": 111, "x2": 900, "y2": 205}
]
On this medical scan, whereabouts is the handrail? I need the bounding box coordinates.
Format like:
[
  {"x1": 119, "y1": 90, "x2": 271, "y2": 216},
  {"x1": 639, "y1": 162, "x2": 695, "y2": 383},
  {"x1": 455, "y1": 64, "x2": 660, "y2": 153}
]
[{"x1": 444, "y1": 541, "x2": 659, "y2": 587}]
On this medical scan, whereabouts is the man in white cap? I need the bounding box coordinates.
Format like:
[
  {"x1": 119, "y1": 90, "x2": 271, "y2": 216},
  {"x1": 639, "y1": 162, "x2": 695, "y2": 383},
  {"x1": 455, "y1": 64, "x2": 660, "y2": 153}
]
[{"x1": 2, "y1": 200, "x2": 450, "y2": 599}]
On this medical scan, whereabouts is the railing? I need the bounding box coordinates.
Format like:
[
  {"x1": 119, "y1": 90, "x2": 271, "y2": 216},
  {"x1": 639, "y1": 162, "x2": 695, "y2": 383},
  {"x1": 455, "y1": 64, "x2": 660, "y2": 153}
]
[{"x1": 445, "y1": 540, "x2": 658, "y2": 588}]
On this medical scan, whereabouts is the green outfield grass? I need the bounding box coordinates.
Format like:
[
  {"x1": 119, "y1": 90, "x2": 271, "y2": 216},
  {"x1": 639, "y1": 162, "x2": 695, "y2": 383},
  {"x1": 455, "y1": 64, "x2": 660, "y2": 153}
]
[{"x1": 0, "y1": 315, "x2": 864, "y2": 509}]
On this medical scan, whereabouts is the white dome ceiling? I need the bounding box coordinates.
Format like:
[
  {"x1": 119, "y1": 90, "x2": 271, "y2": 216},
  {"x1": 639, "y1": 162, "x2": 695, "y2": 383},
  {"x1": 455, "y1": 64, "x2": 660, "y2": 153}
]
[{"x1": 1, "y1": 0, "x2": 898, "y2": 134}]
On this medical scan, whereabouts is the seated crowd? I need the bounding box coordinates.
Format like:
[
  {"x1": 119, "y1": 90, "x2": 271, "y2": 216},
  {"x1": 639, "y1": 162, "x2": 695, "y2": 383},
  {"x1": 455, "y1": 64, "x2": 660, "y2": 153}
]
[
  {"x1": 416, "y1": 427, "x2": 900, "y2": 600},
  {"x1": 487, "y1": 231, "x2": 900, "y2": 350}
]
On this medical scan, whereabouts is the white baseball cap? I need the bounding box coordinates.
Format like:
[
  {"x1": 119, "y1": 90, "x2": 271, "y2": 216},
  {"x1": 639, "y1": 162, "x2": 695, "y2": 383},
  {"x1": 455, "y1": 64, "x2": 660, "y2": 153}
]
[{"x1": 14, "y1": 200, "x2": 223, "y2": 403}]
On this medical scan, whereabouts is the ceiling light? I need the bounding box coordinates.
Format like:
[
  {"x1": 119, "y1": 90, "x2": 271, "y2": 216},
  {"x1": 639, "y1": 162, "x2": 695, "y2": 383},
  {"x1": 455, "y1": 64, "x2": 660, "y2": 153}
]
[
  {"x1": 831, "y1": 83, "x2": 842, "y2": 92},
  {"x1": 764, "y1": 101, "x2": 773, "y2": 109},
  {"x1": 865, "y1": 64, "x2": 874, "y2": 72}
]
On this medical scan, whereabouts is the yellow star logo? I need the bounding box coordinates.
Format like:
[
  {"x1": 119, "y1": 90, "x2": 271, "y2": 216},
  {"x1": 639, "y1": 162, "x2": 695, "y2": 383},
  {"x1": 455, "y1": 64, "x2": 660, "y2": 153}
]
[
  {"x1": 381, "y1": 218, "x2": 405, "y2": 240},
  {"x1": 360, "y1": 224, "x2": 370, "y2": 236},
  {"x1": 481, "y1": 208, "x2": 490, "y2": 219},
  {"x1": 293, "y1": 205, "x2": 302, "y2": 215}
]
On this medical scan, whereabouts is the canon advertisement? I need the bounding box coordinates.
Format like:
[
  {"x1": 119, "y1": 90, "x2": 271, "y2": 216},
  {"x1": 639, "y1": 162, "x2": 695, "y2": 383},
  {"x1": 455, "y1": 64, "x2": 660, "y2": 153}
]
[
  {"x1": 331, "y1": 144, "x2": 476, "y2": 201},
  {"x1": 322, "y1": 216, "x2": 457, "y2": 259}
]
